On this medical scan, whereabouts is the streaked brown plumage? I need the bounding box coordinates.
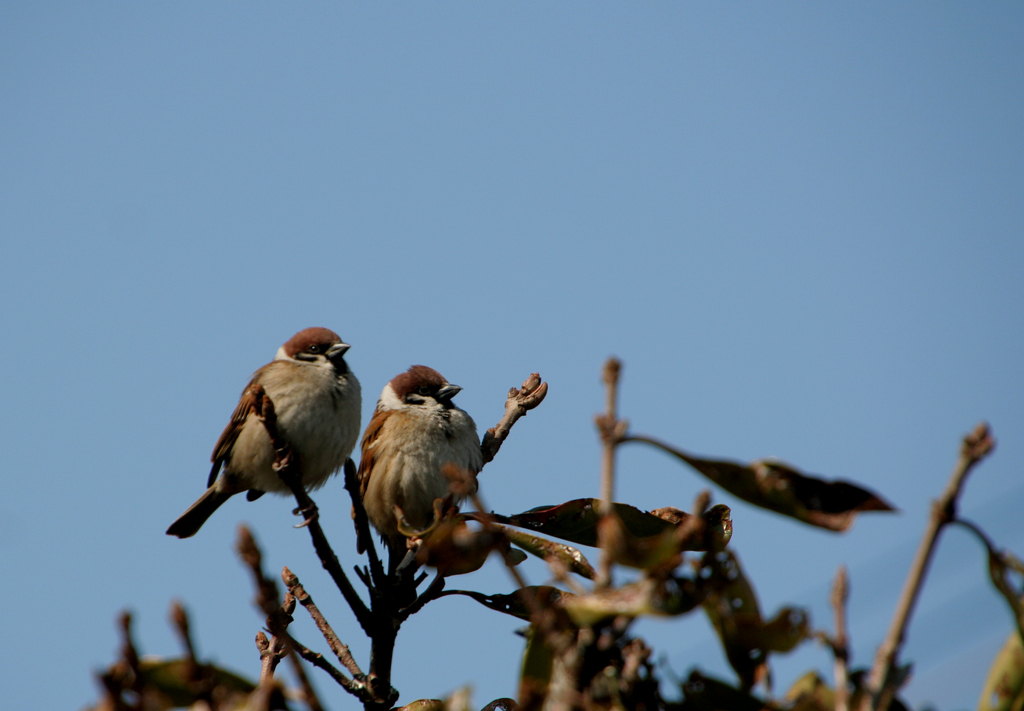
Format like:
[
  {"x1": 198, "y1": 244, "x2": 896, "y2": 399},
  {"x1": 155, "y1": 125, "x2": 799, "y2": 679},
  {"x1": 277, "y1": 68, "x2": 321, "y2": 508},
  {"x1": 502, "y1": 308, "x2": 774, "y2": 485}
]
[
  {"x1": 167, "y1": 328, "x2": 361, "y2": 538},
  {"x1": 356, "y1": 365, "x2": 481, "y2": 562}
]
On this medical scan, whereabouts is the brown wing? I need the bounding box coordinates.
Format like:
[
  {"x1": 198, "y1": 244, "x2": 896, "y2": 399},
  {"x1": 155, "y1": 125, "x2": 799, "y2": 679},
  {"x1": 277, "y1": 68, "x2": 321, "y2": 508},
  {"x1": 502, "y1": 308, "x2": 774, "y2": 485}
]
[
  {"x1": 354, "y1": 407, "x2": 392, "y2": 554},
  {"x1": 207, "y1": 378, "x2": 262, "y2": 487},
  {"x1": 356, "y1": 407, "x2": 390, "y2": 498}
]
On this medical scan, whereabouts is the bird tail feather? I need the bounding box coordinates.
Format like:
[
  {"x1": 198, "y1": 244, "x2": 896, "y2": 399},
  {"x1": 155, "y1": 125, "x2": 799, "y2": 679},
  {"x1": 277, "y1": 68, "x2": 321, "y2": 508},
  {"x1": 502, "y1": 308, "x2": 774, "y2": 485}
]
[{"x1": 166, "y1": 486, "x2": 234, "y2": 538}]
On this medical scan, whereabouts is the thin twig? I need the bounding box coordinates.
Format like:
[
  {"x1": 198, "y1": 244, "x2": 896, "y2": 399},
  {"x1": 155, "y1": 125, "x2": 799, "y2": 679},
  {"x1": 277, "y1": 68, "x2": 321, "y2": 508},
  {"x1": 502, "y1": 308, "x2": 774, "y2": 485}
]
[
  {"x1": 252, "y1": 386, "x2": 375, "y2": 637},
  {"x1": 397, "y1": 573, "x2": 447, "y2": 621},
  {"x1": 861, "y1": 422, "x2": 995, "y2": 711},
  {"x1": 595, "y1": 357, "x2": 626, "y2": 590},
  {"x1": 238, "y1": 526, "x2": 294, "y2": 690},
  {"x1": 169, "y1": 599, "x2": 212, "y2": 705},
  {"x1": 545, "y1": 555, "x2": 589, "y2": 596},
  {"x1": 170, "y1": 600, "x2": 198, "y2": 666},
  {"x1": 953, "y1": 517, "x2": 1024, "y2": 642},
  {"x1": 118, "y1": 611, "x2": 141, "y2": 688},
  {"x1": 830, "y1": 566, "x2": 850, "y2": 711},
  {"x1": 236, "y1": 525, "x2": 286, "y2": 621},
  {"x1": 598, "y1": 358, "x2": 622, "y2": 513},
  {"x1": 238, "y1": 527, "x2": 375, "y2": 705},
  {"x1": 480, "y1": 372, "x2": 548, "y2": 465},
  {"x1": 344, "y1": 458, "x2": 388, "y2": 591},
  {"x1": 286, "y1": 650, "x2": 326, "y2": 711},
  {"x1": 289, "y1": 636, "x2": 368, "y2": 697},
  {"x1": 99, "y1": 610, "x2": 144, "y2": 711},
  {"x1": 283, "y1": 566, "x2": 363, "y2": 679},
  {"x1": 256, "y1": 630, "x2": 285, "y2": 686}
]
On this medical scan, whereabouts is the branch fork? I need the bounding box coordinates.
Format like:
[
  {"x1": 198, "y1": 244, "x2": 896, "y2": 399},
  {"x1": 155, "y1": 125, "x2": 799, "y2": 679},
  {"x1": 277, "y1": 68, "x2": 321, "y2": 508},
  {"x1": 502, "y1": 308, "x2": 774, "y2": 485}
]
[{"x1": 238, "y1": 371, "x2": 547, "y2": 710}]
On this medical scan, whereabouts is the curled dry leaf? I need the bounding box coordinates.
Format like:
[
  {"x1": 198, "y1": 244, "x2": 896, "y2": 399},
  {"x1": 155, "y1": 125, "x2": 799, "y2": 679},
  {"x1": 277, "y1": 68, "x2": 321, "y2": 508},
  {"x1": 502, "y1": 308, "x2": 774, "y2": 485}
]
[
  {"x1": 701, "y1": 550, "x2": 810, "y2": 690},
  {"x1": 756, "y1": 606, "x2": 810, "y2": 653},
  {"x1": 598, "y1": 503, "x2": 735, "y2": 571},
  {"x1": 415, "y1": 512, "x2": 517, "y2": 577},
  {"x1": 625, "y1": 435, "x2": 896, "y2": 531},
  {"x1": 597, "y1": 512, "x2": 682, "y2": 571},
  {"x1": 481, "y1": 499, "x2": 731, "y2": 552}
]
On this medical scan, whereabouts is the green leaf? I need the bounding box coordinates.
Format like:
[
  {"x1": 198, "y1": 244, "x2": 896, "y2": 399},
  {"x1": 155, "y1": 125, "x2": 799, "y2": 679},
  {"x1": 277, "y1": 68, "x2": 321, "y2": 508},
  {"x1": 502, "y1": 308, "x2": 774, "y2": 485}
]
[
  {"x1": 495, "y1": 523, "x2": 597, "y2": 579},
  {"x1": 625, "y1": 435, "x2": 895, "y2": 531},
  {"x1": 518, "y1": 626, "x2": 554, "y2": 708},
  {"x1": 106, "y1": 657, "x2": 255, "y2": 710},
  {"x1": 784, "y1": 671, "x2": 834, "y2": 711},
  {"x1": 562, "y1": 576, "x2": 704, "y2": 626},
  {"x1": 977, "y1": 632, "x2": 1024, "y2": 711}
]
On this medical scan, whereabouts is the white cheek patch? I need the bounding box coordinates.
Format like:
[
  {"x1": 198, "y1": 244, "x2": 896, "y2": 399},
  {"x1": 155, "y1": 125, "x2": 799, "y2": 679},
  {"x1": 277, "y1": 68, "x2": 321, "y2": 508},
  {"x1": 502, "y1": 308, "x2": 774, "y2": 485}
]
[{"x1": 378, "y1": 383, "x2": 405, "y2": 411}]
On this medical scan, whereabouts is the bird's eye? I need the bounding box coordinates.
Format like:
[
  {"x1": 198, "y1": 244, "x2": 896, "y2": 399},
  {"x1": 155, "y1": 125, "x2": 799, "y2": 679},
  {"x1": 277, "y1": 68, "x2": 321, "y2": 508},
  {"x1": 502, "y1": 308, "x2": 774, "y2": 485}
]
[
  {"x1": 308, "y1": 345, "x2": 320, "y2": 353},
  {"x1": 417, "y1": 386, "x2": 430, "y2": 396}
]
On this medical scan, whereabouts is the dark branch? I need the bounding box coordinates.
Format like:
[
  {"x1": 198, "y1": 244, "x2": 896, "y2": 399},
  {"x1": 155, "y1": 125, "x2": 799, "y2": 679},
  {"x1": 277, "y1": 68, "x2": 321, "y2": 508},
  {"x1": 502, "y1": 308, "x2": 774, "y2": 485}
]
[
  {"x1": 283, "y1": 566, "x2": 364, "y2": 679},
  {"x1": 251, "y1": 385, "x2": 375, "y2": 636}
]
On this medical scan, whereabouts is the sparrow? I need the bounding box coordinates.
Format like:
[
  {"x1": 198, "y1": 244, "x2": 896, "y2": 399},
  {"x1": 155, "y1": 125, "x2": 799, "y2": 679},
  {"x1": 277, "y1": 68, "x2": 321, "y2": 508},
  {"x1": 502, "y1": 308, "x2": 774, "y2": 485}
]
[
  {"x1": 356, "y1": 365, "x2": 482, "y2": 564},
  {"x1": 167, "y1": 327, "x2": 362, "y2": 538}
]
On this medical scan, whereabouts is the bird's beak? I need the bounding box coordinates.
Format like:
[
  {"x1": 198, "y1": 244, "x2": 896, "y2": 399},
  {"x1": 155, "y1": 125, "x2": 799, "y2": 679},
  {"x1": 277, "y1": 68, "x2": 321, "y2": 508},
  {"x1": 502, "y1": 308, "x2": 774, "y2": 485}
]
[
  {"x1": 436, "y1": 383, "x2": 462, "y2": 402},
  {"x1": 327, "y1": 342, "x2": 350, "y2": 358}
]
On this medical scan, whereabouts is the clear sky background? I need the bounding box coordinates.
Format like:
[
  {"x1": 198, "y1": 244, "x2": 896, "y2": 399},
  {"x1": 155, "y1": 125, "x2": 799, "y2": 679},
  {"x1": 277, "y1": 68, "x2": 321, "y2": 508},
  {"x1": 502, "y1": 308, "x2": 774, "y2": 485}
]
[{"x1": 2, "y1": 4, "x2": 1022, "y2": 710}]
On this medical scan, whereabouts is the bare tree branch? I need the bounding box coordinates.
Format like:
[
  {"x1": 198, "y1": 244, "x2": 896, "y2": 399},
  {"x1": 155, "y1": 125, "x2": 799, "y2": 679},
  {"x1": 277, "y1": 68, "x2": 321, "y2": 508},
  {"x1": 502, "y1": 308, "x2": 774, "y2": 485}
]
[
  {"x1": 396, "y1": 573, "x2": 447, "y2": 621},
  {"x1": 255, "y1": 630, "x2": 285, "y2": 686},
  {"x1": 481, "y1": 372, "x2": 548, "y2": 465},
  {"x1": 286, "y1": 649, "x2": 326, "y2": 711},
  {"x1": 343, "y1": 458, "x2": 388, "y2": 591},
  {"x1": 251, "y1": 384, "x2": 375, "y2": 637},
  {"x1": 241, "y1": 372, "x2": 547, "y2": 711},
  {"x1": 595, "y1": 357, "x2": 626, "y2": 590},
  {"x1": 169, "y1": 600, "x2": 198, "y2": 668},
  {"x1": 283, "y1": 566, "x2": 364, "y2": 680},
  {"x1": 861, "y1": 422, "x2": 996, "y2": 711},
  {"x1": 288, "y1": 636, "x2": 368, "y2": 698},
  {"x1": 238, "y1": 526, "x2": 376, "y2": 706},
  {"x1": 830, "y1": 566, "x2": 851, "y2": 711}
]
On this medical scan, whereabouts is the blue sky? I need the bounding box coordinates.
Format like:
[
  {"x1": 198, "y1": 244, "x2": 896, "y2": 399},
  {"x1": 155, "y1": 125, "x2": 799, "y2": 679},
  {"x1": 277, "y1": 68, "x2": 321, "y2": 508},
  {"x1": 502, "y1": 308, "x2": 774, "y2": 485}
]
[{"x1": 2, "y1": 4, "x2": 1022, "y2": 709}]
